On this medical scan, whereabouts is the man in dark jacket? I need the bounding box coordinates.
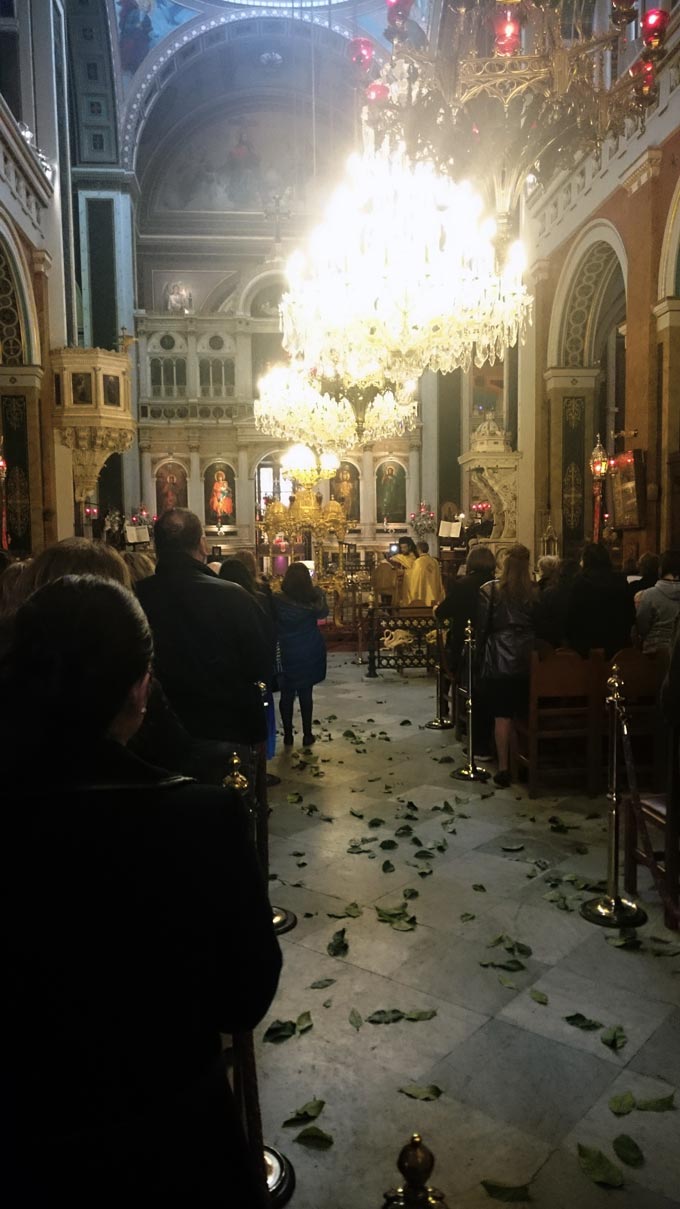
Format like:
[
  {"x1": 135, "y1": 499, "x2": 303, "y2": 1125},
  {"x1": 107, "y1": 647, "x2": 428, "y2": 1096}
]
[
  {"x1": 565, "y1": 542, "x2": 635, "y2": 659},
  {"x1": 137, "y1": 509, "x2": 270, "y2": 746}
]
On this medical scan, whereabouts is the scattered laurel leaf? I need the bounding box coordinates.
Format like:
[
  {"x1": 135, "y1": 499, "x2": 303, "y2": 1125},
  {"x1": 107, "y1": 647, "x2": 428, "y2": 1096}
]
[
  {"x1": 530, "y1": 989, "x2": 549, "y2": 1005},
  {"x1": 293, "y1": 1125, "x2": 334, "y2": 1149},
  {"x1": 327, "y1": 928, "x2": 349, "y2": 958},
  {"x1": 398, "y1": 1084, "x2": 442, "y2": 1101},
  {"x1": 609, "y1": 1091, "x2": 636, "y2": 1116},
  {"x1": 613, "y1": 1135, "x2": 644, "y2": 1167},
  {"x1": 601, "y1": 1025, "x2": 627, "y2": 1051},
  {"x1": 480, "y1": 1179, "x2": 532, "y2": 1202},
  {"x1": 577, "y1": 1144, "x2": 624, "y2": 1188},
  {"x1": 309, "y1": 978, "x2": 335, "y2": 990},
  {"x1": 283, "y1": 1098, "x2": 325, "y2": 1127},
  {"x1": 636, "y1": 1093, "x2": 675, "y2": 1112},
  {"x1": 349, "y1": 1007, "x2": 363, "y2": 1031},
  {"x1": 564, "y1": 1012, "x2": 603, "y2": 1031},
  {"x1": 263, "y1": 1019, "x2": 296, "y2": 1044}
]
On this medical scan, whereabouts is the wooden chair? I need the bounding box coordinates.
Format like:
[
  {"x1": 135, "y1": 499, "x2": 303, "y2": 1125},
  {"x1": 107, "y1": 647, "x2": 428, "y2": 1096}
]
[
  {"x1": 606, "y1": 647, "x2": 668, "y2": 791},
  {"x1": 514, "y1": 648, "x2": 602, "y2": 798},
  {"x1": 623, "y1": 727, "x2": 679, "y2": 930}
]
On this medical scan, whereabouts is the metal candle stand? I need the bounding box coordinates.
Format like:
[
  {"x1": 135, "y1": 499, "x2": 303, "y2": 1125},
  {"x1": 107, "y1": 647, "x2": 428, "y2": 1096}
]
[
  {"x1": 426, "y1": 624, "x2": 454, "y2": 731},
  {"x1": 224, "y1": 751, "x2": 296, "y2": 1206},
  {"x1": 580, "y1": 664, "x2": 648, "y2": 929},
  {"x1": 451, "y1": 620, "x2": 489, "y2": 782}
]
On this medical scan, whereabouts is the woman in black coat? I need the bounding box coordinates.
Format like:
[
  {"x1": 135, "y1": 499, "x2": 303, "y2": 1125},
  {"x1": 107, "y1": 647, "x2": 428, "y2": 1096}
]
[
  {"x1": 565, "y1": 542, "x2": 635, "y2": 658},
  {"x1": 477, "y1": 544, "x2": 537, "y2": 787},
  {"x1": 2, "y1": 576, "x2": 281, "y2": 1206},
  {"x1": 273, "y1": 562, "x2": 328, "y2": 747}
]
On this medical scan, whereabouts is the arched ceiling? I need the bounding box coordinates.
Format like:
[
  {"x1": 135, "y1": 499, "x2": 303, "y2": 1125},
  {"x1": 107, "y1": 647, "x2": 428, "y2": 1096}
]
[{"x1": 136, "y1": 19, "x2": 360, "y2": 230}]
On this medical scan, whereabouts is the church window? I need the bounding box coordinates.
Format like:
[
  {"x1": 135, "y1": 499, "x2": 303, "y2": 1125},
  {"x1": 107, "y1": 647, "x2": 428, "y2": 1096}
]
[
  {"x1": 199, "y1": 358, "x2": 235, "y2": 398},
  {"x1": 159, "y1": 334, "x2": 175, "y2": 350},
  {"x1": 150, "y1": 357, "x2": 186, "y2": 399},
  {"x1": 208, "y1": 334, "x2": 224, "y2": 351}
]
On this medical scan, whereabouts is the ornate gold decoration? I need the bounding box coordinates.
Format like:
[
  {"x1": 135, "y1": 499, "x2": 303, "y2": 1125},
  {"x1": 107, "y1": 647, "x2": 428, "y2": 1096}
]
[
  {"x1": 60, "y1": 426, "x2": 135, "y2": 501},
  {"x1": 564, "y1": 397, "x2": 584, "y2": 429},
  {"x1": 563, "y1": 461, "x2": 584, "y2": 530}
]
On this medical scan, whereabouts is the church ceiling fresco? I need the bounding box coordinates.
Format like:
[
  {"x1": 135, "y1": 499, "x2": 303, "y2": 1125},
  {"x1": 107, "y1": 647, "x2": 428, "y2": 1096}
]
[
  {"x1": 152, "y1": 107, "x2": 352, "y2": 215},
  {"x1": 116, "y1": 1, "x2": 199, "y2": 83}
]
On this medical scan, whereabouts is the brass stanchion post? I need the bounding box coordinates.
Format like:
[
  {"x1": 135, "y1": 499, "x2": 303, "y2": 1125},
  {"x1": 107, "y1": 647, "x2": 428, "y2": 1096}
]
[
  {"x1": 382, "y1": 1134, "x2": 450, "y2": 1208},
  {"x1": 580, "y1": 664, "x2": 648, "y2": 928},
  {"x1": 366, "y1": 597, "x2": 378, "y2": 678},
  {"x1": 451, "y1": 620, "x2": 489, "y2": 782},
  {"x1": 223, "y1": 751, "x2": 296, "y2": 1206},
  {"x1": 426, "y1": 624, "x2": 454, "y2": 730}
]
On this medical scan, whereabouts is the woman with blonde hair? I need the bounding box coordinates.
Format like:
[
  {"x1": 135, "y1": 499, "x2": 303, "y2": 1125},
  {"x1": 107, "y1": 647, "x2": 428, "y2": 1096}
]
[{"x1": 476, "y1": 543, "x2": 537, "y2": 787}]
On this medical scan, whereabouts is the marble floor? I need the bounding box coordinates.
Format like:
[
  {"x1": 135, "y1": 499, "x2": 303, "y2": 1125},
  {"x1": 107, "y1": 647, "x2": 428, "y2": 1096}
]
[{"x1": 256, "y1": 655, "x2": 679, "y2": 1209}]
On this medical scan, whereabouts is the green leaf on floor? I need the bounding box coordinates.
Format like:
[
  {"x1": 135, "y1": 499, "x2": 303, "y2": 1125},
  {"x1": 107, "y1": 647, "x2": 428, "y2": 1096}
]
[
  {"x1": 309, "y1": 978, "x2": 335, "y2": 990},
  {"x1": 368, "y1": 817, "x2": 385, "y2": 828},
  {"x1": 530, "y1": 989, "x2": 549, "y2": 1005},
  {"x1": 297, "y1": 860, "x2": 307, "y2": 868},
  {"x1": 564, "y1": 1012, "x2": 603, "y2": 1031},
  {"x1": 290, "y1": 850, "x2": 305, "y2": 857},
  {"x1": 392, "y1": 916, "x2": 418, "y2": 929},
  {"x1": 380, "y1": 839, "x2": 398, "y2": 850},
  {"x1": 327, "y1": 928, "x2": 349, "y2": 958},
  {"x1": 498, "y1": 975, "x2": 517, "y2": 989},
  {"x1": 263, "y1": 1019, "x2": 297, "y2": 1044},
  {"x1": 345, "y1": 902, "x2": 363, "y2": 917},
  {"x1": 400, "y1": 719, "x2": 412, "y2": 726},
  {"x1": 398, "y1": 1084, "x2": 442, "y2": 1101},
  {"x1": 609, "y1": 1091, "x2": 636, "y2": 1115},
  {"x1": 396, "y1": 824, "x2": 413, "y2": 837},
  {"x1": 601, "y1": 1025, "x2": 627, "y2": 1051},
  {"x1": 410, "y1": 835, "x2": 424, "y2": 847},
  {"x1": 480, "y1": 958, "x2": 526, "y2": 972},
  {"x1": 349, "y1": 1007, "x2": 363, "y2": 1031},
  {"x1": 403, "y1": 888, "x2": 419, "y2": 899},
  {"x1": 283, "y1": 1098, "x2": 325, "y2": 1126},
  {"x1": 460, "y1": 913, "x2": 476, "y2": 922},
  {"x1": 636, "y1": 1092, "x2": 675, "y2": 1112},
  {"x1": 350, "y1": 808, "x2": 364, "y2": 819},
  {"x1": 472, "y1": 884, "x2": 487, "y2": 892},
  {"x1": 296, "y1": 1011, "x2": 313, "y2": 1034},
  {"x1": 480, "y1": 1179, "x2": 532, "y2": 1201},
  {"x1": 577, "y1": 1143, "x2": 624, "y2": 1187},
  {"x1": 326, "y1": 714, "x2": 337, "y2": 722},
  {"x1": 342, "y1": 729, "x2": 358, "y2": 740},
  {"x1": 651, "y1": 944, "x2": 680, "y2": 957},
  {"x1": 575, "y1": 844, "x2": 589, "y2": 855},
  {"x1": 414, "y1": 849, "x2": 434, "y2": 860},
  {"x1": 417, "y1": 869, "x2": 433, "y2": 879},
  {"x1": 437, "y1": 755, "x2": 455, "y2": 763},
  {"x1": 433, "y1": 838, "x2": 448, "y2": 853},
  {"x1": 294, "y1": 1125, "x2": 334, "y2": 1149},
  {"x1": 613, "y1": 1135, "x2": 644, "y2": 1167},
  {"x1": 303, "y1": 912, "x2": 315, "y2": 918},
  {"x1": 323, "y1": 999, "x2": 332, "y2": 1008},
  {"x1": 382, "y1": 860, "x2": 396, "y2": 873},
  {"x1": 405, "y1": 1009, "x2": 437, "y2": 1021},
  {"x1": 605, "y1": 931, "x2": 643, "y2": 950},
  {"x1": 286, "y1": 793, "x2": 303, "y2": 804},
  {"x1": 367, "y1": 1009, "x2": 405, "y2": 1024},
  {"x1": 501, "y1": 844, "x2": 525, "y2": 852}
]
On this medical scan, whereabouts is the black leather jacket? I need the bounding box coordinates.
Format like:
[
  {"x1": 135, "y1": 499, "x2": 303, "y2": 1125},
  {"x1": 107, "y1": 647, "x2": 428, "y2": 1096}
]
[{"x1": 477, "y1": 580, "x2": 537, "y2": 679}]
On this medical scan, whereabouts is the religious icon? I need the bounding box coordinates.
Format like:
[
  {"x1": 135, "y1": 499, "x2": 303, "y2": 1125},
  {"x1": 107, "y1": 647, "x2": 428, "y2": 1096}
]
[
  {"x1": 376, "y1": 461, "x2": 406, "y2": 523},
  {"x1": 330, "y1": 462, "x2": 360, "y2": 523},
  {"x1": 155, "y1": 460, "x2": 187, "y2": 515},
  {"x1": 72, "y1": 372, "x2": 93, "y2": 405},
  {"x1": 103, "y1": 375, "x2": 121, "y2": 406},
  {"x1": 163, "y1": 281, "x2": 193, "y2": 313},
  {"x1": 204, "y1": 461, "x2": 236, "y2": 529}
]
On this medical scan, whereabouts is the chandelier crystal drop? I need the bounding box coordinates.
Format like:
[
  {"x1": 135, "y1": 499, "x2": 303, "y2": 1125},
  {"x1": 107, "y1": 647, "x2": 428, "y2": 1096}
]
[{"x1": 280, "y1": 141, "x2": 533, "y2": 385}]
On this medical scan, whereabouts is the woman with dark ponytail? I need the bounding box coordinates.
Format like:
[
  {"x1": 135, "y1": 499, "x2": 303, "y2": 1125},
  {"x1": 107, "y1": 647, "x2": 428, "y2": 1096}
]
[{"x1": 2, "y1": 576, "x2": 281, "y2": 1205}]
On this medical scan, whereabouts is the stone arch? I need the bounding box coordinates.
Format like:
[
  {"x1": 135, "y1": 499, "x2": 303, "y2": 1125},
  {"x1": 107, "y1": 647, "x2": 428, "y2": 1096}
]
[
  {"x1": 238, "y1": 268, "x2": 287, "y2": 318},
  {"x1": 547, "y1": 221, "x2": 628, "y2": 369},
  {"x1": 122, "y1": 15, "x2": 371, "y2": 175},
  {"x1": 658, "y1": 173, "x2": 680, "y2": 300},
  {"x1": 0, "y1": 221, "x2": 41, "y2": 366}
]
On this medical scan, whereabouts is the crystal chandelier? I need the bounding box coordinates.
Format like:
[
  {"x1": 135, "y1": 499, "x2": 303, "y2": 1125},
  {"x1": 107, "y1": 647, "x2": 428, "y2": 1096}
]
[
  {"x1": 255, "y1": 362, "x2": 419, "y2": 448},
  {"x1": 280, "y1": 443, "x2": 340, "y2": 488},
  {"x1": 281, "y1": 139, "x2": 532, "y2": 383}
]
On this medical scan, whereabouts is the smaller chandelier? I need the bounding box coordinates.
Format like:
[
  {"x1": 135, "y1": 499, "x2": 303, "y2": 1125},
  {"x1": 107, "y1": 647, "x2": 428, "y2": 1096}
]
[
  {"x1": 256, "y1": 362, "x2": 418, "y2": 449},
  {"x1": 281, "y1": 443, "x2": 340, "y2": 488}
]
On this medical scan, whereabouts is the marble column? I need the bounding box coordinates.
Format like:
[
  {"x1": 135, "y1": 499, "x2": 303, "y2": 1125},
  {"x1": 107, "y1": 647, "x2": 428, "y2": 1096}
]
[
  {"x1": 653, "y1": 298, "x2": 680, "y2": 549},
  {"x1": 460, "y1": 369, "x2": 474, "y2": 514},
  {"x1": 237, "y1": 446, "x2": 253, "y2": 546},
  {"x1": 187, "y1": 432, "x2": 202, "y2": 519},
  {"x1": 361, "y1": 447, "x2": 376, "y2": 541},
  {"x1": 140, "y1": 442, "x2": 154, "y2": 517},
  {"x1": 544, "y1": 367, "x2": 601, "y2": 553},
  {"x1": 420, "y1": 371, "x2": 438, "y2": 553},
  {"x1": 407, "y1": 444, "x2": 420, "y2": 529}
]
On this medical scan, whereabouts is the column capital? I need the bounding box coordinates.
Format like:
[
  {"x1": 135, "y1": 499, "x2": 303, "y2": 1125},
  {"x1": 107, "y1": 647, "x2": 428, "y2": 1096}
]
[
  {"x1": 653, "y1": 298, "x2": 680, "y2": 331},
  {"x1": 543, "y1": 366, "x2": 601, "y2": 392}
]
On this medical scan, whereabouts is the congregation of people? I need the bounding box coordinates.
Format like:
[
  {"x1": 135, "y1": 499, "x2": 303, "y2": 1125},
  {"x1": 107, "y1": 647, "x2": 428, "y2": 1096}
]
[
  {"x1": 435, "y1": 541, "x2": 680, "y2": 787},
  {"x1": 0, "y1": 508, "x2": 331, "y2": 1205},
  {"x1": 2, "y1": 517, "x2": 678, "y2": 1203}
]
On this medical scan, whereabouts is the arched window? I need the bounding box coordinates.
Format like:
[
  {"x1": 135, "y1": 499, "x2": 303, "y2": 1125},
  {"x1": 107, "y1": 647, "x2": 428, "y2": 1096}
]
[
  {"x1": 199, "y1": 357, "x2": 235, "y2": 398},
  {"x1": 150, "y1": 356, "x2": 186, "y2": 399}
]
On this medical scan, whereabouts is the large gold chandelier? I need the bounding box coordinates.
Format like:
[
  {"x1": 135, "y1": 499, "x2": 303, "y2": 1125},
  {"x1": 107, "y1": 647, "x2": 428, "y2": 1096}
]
[{"x1": 281, "y1": 138, "x2": 532, "y2": 383}]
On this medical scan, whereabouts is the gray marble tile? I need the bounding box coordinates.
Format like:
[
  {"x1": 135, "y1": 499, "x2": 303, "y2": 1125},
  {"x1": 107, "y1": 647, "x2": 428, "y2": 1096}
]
[
  {"x1": 497, "y1": 965, "x2": 673, "y2": 1065},
  {"x1": 560, "y1": 929, "x2": 680, "y2": 1007},
  {"x1": 562, "y1": 1070, "x2": 680, "y2": 1203},
  {"x1": 521, "y1": 1147, "x2": 680, "y2": 1209},
  {"x1": 629, "y1": 1009, "x2": 680, "y2": 1085},
  {"x1": 425, "y1": 1019, "x2": 617, "y2": 1143}
]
